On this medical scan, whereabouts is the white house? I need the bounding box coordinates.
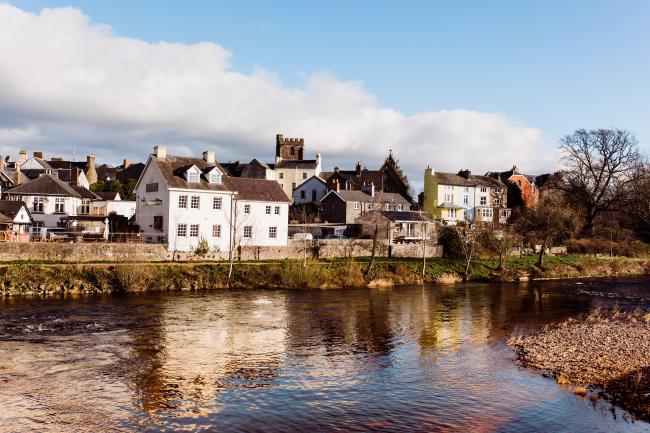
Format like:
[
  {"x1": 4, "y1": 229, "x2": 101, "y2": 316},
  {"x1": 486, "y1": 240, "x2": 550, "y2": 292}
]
[
  {"x1": 135, "y1": 146, "x2": 290, "y2": 252},
  {"x1": 292, "y1": 175, "x2": 328, "y2": 204},
  {"x1": 3, "y1": 174, "x2": 87, "y2": 237}
]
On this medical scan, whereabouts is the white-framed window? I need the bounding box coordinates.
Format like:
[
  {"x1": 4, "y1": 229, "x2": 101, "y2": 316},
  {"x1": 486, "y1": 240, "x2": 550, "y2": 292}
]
[
  {"x1": 480, "y1": 196, "x2": 487, "y2": 206},
  {"x1": 54, "y1": 198, "x2": 65, "y2": 213},
  {"x1": 188, "y1": 171, "x2": 200, "y2": 183},
  {"x1": 265, "y1": 205, "x2": 271, "y2": 214},
  {"x1": 209, "y1": 172, "x2": 221, "y2": 184},
  {"x1": 274, "y1": 206, "x2": 280, "y2": 215},
  {"x1": 445, "y1": 194, "x2": 453, "y2": 202},
  {"x1": 463, "y1": 195, "x2": 469, "y2": 204},
  {"x1": 177, "y1": 224, "x2": 187, "y2": 237},
  {"x1": 385, "y1": 203, "x2": 390, "y2": 210},
  {"x1": 213, "y1": 197, "x2": 222, "y2": 210},
  {"x1": 244, "y1": 204, "x2": 251, "y2": 214},
  {"x1": 269, "y1": 226, "x2": 277, "y2": 238},
  {"x1": 494, "y1": 198, "x2": 502, "y2": 205},
  {"x1": 397, "y1": 204, "x2": 403, "y2": 211},
  {"x1": 33, "y1": 196, "x2": 44, "y2": 213},
  {"x1": 189, "y1": 224, "x2": 199, "y2": 237},
  {"x1": 482, "y1": 208, "x2": 493, "y2": 218},
  {"x1": 302, "y1": 172, "x2": 307, "y2": 179},
  {"x1": 449, "y1": 208, "x2": 457, "y2": 218},
  {"x1": 279, "y1": 173, "x2": 284, "y2": 179},
  {"x1": 178, "y1": 195, "x2": 188, "y2": 208},
  {"x1": 243, "y1": 226, "x2": 252, "y2": 238},
  {"x1": 212, "y1": 224, "x2": 221, "y2": 238},
  {"x1": 480, "y1": 187, "x2": 487, "y2": 192},
  {"x1": 191, "y1": 196, "x2": 200, "y2": 209},
  {"x1": 354, "y1": 202, "x2": 359, "y2": 210},
  {"x1": 80, "y1": 199, "x2": 90, "y2": 215},
  {"x1": 368, "y1": 203, "x2": 373, "y2": 210}
]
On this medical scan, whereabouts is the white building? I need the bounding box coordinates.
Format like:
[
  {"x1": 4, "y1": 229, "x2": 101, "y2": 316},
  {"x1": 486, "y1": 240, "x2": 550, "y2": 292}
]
[
  {"x1": 292, "y1": 175, "x2": 328, "y2": 204},
  {"x1": 135, "y1": 146, "x2": 290, "y2": 252},
  {"x1": 91, "y1": 192, "x2": 136, "y2": 218},
  {"x1": 2, "y1": 174, "x2": 90, "y2": 237}
]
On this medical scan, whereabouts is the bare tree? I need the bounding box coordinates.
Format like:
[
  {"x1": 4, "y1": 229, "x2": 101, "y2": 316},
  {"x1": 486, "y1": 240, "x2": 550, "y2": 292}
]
[
  {"x1": 223, "y1": 196, "x2": 254, "y2": 279},
  {"x1": 629, "y1": 161, "x2": 650, "y2": 229},
  {"x1": 458, "y1": 227, "x2": 478, "y2": 280},
  {"x1": 514, "y1": 198, "x2": 578, "y2": 268},
  {"x1": 560, "y1": 129, "x2": 642, "y2": 235},
  {"x1": 479, "y1": 226, "x2": 521, "y2": 272}
]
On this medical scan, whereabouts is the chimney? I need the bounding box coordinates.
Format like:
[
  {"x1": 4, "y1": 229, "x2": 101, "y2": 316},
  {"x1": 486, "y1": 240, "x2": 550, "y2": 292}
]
[
  {"x1": 334, "y1": 179, "x2": 340, "y2": 192},
  {"x1": 458, "y1": 169, "x2": 471, "y2": 179},
  {"x1": 356, "y1": 161, "x2": 361, "y2": 176},
  {"x1": 86, "y1": 154, "x2": 97, "y2": 184},
  {"x1": 33, "y1": 151, "x2": 44, "y2": 159},
  {"x1": 202, "y1": 151, "x2": 215, "y2": 164},
  {"x1": 14, "y1": 161, "x2": 21, "y2": 185},
  {"x1": 51, "y1": 157, "x2": 63, "y2": 162},
  {"x1": 122, "y1": 159, "x2": 131, "y2": 169},
  {"x1": 153, "y1": 145, "x2": 167, "y2": 159},
  {"x1": 334, "y1": 166, "x2": 339, "y2": 173},
  {"x1": 18, "y1": 150, "x2": 27, "y2": 164}
]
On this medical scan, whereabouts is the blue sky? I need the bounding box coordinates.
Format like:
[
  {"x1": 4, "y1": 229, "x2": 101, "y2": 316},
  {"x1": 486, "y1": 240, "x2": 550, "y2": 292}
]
[{"x1": 1, "y1": 0, "x2": 648, "y2": 181}]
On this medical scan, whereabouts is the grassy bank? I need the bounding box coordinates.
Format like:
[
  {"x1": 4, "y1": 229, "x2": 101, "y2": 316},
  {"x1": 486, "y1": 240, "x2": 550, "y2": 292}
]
[{"x1": 0, "y1": 254, "x2": 648, "y2": 296}]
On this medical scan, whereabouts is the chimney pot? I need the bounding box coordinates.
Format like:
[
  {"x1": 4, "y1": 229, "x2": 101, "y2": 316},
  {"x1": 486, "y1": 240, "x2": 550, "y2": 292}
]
[
  {"x1": 123, "y1": 159, "x2": 131, "y2": 169},
  {"x1": 153, "y1": 146, "x2": 167, "y2": 159},
  {"x1": 33, "y1": 151, "x2": 44, "y2": 159}
]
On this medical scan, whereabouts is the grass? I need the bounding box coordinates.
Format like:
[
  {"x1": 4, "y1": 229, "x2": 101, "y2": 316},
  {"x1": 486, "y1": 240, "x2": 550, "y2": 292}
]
[{"x1": 0, "y1": 255, "x2": 647, "y2": 295}]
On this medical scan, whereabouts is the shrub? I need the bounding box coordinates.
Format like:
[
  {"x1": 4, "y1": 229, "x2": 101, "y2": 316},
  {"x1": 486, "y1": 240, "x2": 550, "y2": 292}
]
[{"x1": 566, "y1": 238, "x2": 648, "y2": 257}]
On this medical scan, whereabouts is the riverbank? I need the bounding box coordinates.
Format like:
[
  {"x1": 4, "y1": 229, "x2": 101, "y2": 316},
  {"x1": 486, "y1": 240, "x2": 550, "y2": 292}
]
[
  {"x1": 508, "y1": 309, "x2": 650, "y2": 421},
  {"x1": 0, "y1": 254, "x2": 648, "y2": 295}
]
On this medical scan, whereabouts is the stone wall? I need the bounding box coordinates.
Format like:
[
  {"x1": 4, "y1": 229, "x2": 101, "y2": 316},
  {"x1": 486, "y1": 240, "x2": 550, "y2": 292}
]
[
  {"x1": 0, "y1": 239, "x2": 442, "y2": 263},
  {"x1": 0, "y1": 242, "x2": 168, "y2": 262}
]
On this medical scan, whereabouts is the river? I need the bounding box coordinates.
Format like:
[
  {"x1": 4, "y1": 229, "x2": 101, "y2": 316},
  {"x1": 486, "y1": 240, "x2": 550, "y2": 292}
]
[{"x1": 0, "y1": 278, "x2": 649, "y2": 432}]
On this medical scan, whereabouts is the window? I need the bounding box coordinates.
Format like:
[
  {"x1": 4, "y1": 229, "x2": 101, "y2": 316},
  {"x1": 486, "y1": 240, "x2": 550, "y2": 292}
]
[
  {"x1": 449, "y1": 208, "x2": 457, "y2": 218},
  {"x1": 279, "y1": 173, "x2": 284, "y2": 179},
  {"x1": 482, "y1": 208, "x2": 493, "y2": 218},
  {"x1": 32, "y1": 221, "x2": 43, "y2": 236},
  {"x1": 191, "y1": 196, "x2": 200, "y2": 209},
  {"x1": 213, "y1": 197, "x2": 222, "y2": 210},
  {"x1": 480, "y1": 196, "x2": 487, "y2": 206},
  {"x1": 153, "y1": 216, "x2": 163, "y2": 230},
  {"x1": 177, "y1": 224, "x2": 187, "y2": 237},
  {"x1": 495, "y1": 187, "x2": 501, "y2": 193},
  {"x1": 445, "y1": 194, "x2": 453, "y2": 202},
  {"x1": 269, "y1": 226, "x2": 277, "y2": 238},
  {"x1": 480, "y1": 187, "x2": 487, "y2": 192},
  {"x1": 209, "y1": 172, "x2": 221, "y2": 184},
  {"x1": 33, "y1": 196, "x2": 44, "y2": 212},
  {"x1": 368, "y1": 203, "x2": 373, "y2": 210},
  {"x1": 188, "y1": 171, "x2": 199, "y2": 183},
  {"x1": 302, "y1": 172, "x2": 307, "y2": 179},
  {"x1": 463, "y1": 195, "x2": 469, "y2": 204},
  {"x1": 178, "y1": 195, "x2": 188, "y2": 208},
  {"x1": 300, "y1": 190, "x2": 306, "y2": 199},
  {"x1": 80, "y1": 199, "x2": 90, "y2": 215},
  {"x1": 397, "y1": 204, "x2": 403, "y2": 211},
  {"x1": 354, "y1": 202, "x2": 359, "y2": 210},
  {"x1": 146, "y1": 183, "x2": 159, "y2": 192},
  {"x1": 292, "y1": 182, "x2": 296, "y2": 190},
  {"x1": 385, "y1": 203, "x2": 390, "y2": 211},
  {"x1": 494, "y1": 198, "x2": 502, "y2": 205},
  {"x1": 189, "y1": 224, "x2": 199, "y2": 237},
  {"x1": 274, "y1": 206, "x2": 280, "y2": 215},
  {"x1": 265, "y1": 205, "x2": 271, "y2": 214},
  {"x1": 243, "y1": 226, "x2": 252, "y2": 238},
  {"x1": 212, "y1": 224, "x2": 221, "y2": 238},
  {"x1": 244, "y1": 204, "x2": 251, "y2": 214},
  {"x1": 54, "y1": 198, "x2": 65, "y2": 213}
]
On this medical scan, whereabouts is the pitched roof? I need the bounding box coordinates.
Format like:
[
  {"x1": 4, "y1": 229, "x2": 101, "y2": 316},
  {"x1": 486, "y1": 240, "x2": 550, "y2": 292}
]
[
  {"x1": 96, "y1": 191, "x2": 120, "y2": 200},
  {"x1": 0, "y1": 201, "x2": 29, "y2": 221},
  {"x1": 438, "y1": 201, "x2": 464, "y2": 209},
  {"x1": 471, "y1": 175, "x2": 506, "y2": 188},
  {"x1": 274, "y1": 159, "x2": 319, "y2": 169},
  {"x1": 70, "y1": 185, "x2": 101, "y2": 199},
  {"x1": 434, "y1": 172, "x2": 475, "y2": 187},
  {"x1": 228, "y1": 177, "x2": 290, "y2": 202},
  {"x1": 218, "y1": 161, "x2": 247, "y2": 177},
  {"x1": 380, "y1": 211, "x2": 428, "y2": 222},
  {"x1": 4, "y1": 174, "x2": 82, "y2": 197},
  {"x1": 152, "y1": 156, "x2": 231, "y2": 192},
  {"x1": 116, "y1": 163, "x2": 145, "y2": 183},
  {"x1": 333, "y1": 190, "x2": 410, "y2": 205}
]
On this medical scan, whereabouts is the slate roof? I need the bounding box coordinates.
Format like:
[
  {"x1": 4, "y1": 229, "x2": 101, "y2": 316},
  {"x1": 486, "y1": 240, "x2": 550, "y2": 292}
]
[
  {"x1": 228, "y1": 177, "x2": 291, "y2": 203},
  {"x1": 274, "y1": 159, "x2": 319, "y2": 169},
  {"x1": 380, "y1": 211, "x2": 428, "y2": 222},
  {"x1": 332, "y1": 190, "x2": 410, "y2": 205},
  {"x1": 0, "y1": 201, "x2": 30, "y2": 221},
  {"x1": 4, "y1": 174, "x2": 82, "y2": 197},
  {"x1": 438, "y1": 201, "x2": 464, "y2": 209},
  {"x1": 116, "y1": 163, "x2": 145, "y2": 183},
  {"x1": 219, "y1": 161, "x2": 247, "y2": 177},
  {"x1": 152, "y1": 156, "x2": 290, "y2": 202},
  {"x1": 434, "y1": 172, "x2": 476, "y2": 187},
  {"x1": 70, "y1": 185, "x2": 101, "y2": 200},
  {"x1": 471, "y1": 175, "x2": 506, "y2": 189},
  {"x1": 95, "y1": 191, "x2": 120, "y2": 200}
]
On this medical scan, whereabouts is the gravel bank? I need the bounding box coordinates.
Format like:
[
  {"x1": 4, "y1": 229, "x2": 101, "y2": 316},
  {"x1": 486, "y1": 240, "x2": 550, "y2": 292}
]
[{"x1": 508, "y1": 309, "x2": 650, "y2": 421}]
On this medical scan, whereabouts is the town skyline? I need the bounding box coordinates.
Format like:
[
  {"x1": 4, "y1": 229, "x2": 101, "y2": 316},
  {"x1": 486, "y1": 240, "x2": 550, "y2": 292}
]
[{"x1": 1, "y1": 1, "x2": 648, "y2": 187}]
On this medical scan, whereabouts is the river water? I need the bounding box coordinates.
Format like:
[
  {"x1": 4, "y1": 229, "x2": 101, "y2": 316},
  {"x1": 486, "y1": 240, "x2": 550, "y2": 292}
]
[{"x1": 1, "y1": 278, "x2": 649, "y2": 432}]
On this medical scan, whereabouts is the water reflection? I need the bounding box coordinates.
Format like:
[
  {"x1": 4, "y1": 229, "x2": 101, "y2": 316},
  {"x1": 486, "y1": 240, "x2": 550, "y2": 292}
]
[{"x1": 0, "y1": 278, "x2": 649, "y2": 432}]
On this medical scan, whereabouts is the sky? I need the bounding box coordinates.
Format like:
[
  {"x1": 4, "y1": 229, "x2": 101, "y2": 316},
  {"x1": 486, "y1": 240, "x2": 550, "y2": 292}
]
[{"x1": 0, "y1": 0, "x2": 648, "y2": 190}]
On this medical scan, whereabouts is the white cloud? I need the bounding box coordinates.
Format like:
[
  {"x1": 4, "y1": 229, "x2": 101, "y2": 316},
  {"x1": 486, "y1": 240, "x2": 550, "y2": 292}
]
[{"x1": 0, "y1": 3, "x2": 555, "y2": 190}]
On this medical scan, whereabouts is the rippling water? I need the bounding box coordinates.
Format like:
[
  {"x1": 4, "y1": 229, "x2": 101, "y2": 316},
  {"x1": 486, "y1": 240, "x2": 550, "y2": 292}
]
[{"x1": 1, "y1": 278, "x2": 650, "y2": 432}]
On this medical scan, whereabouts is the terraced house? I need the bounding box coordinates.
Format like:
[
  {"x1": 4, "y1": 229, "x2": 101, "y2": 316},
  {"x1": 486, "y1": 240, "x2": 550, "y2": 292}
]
[
  {"x1": 422, "y1": 167, "x2": 510, "y2": 225},
  {"x1": 135, "y1": 146, "x2": 290, "y2": 253}
]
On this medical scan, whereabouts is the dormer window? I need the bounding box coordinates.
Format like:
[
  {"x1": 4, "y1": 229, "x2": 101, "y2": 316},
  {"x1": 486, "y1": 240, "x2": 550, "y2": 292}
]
[
  {"x1": 185, "y1": 165, "x2": 201, "y2": 183},
  {"x1": 206, "y1": 167, "x2": 222, "y2": 184}
]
